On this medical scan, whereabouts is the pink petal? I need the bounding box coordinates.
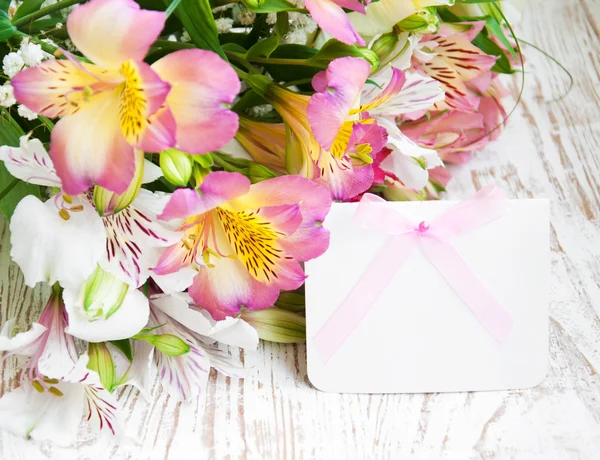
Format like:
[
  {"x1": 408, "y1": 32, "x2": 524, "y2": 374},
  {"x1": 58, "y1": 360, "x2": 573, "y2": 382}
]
[
  {"x1": 151, "y1": 49, "x2": 240, "y2": 154},
  {"x1": 308, "y1": 57, "x2": 371, "y2": 155},
  {"x1": 317, "y1": 154, "x2": 374, "y2": 202},
  {"x1": 50, "y1": 91, "x2": 135, "y2": 195},
  {"x1": 348, "y1": 122, "x2": 388, "y2": 156},
  {"x1": 11, "y1": 60, "x2": 111, "y2": 118},
  {"x1": 153, "y1": 243, "x2": 190, "y2": 275},
  {"x1": 233, "y1": 175, "x2": 332, "y2": 261},
  {"x1": 188, "y1": 258, "x2": 281, "y2": 320},
  {"x1": 305, "y1": 0, "x2": 366, "y2": 46},
  {"x1": 67, "y1": 0, "x2": 165, "y2": 69},
  {"x1": 138, "y1": 106, "x2": 177, "y2": 153},
  {"x1": 159, "y1": 172, "x2": 251, "y2": 221}
]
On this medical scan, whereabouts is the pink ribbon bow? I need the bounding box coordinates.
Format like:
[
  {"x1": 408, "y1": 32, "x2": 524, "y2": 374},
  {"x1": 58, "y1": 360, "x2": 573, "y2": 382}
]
[{"x1": 314, "y1": 185, "x2": 514, "y2": 364}]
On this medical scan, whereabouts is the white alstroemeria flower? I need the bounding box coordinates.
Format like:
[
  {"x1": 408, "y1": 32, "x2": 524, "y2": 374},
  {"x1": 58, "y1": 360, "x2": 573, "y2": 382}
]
[
  {"x1": 0, "y1": 287, "x2": 77, "y2": 381},
  {"x1": 113, "y1": 292, "x2": 257, "y2": 402},
  {"x1": 360, "y1": 67, "x2": 445, "y2": 190},
  {"x1": 0, "y1": 353, "x2": 122, "y2": 446},
  {"x1": 349, "y1": 0, "x2": 455, "y2": 38}
]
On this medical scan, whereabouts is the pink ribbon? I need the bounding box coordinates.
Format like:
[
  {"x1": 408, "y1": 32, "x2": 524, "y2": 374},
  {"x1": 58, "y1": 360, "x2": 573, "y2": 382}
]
[{"x1": 313, "y1": 185, "x2": 514, "y2": 364}]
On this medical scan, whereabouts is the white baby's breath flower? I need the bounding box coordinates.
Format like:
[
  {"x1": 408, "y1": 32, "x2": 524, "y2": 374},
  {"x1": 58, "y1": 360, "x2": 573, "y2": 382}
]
[
  {"x1": 19, "y1": 40, "x2": 46, "y2": 67},
  {"x1": 181, "y1": 30, "x2": 191, "y2": 42},
  {"x1": 233, "y1": 5, "x2": 256, "y2": 26},
  {"x1": 17, "y1": 104, "x2": 38, "y2": 120},
  {"x1": 0, "y1": 83, "x2": 16, "y2": 108},
  {"x1": 2, "y1": 52, "x2": 25, "y2": 78},
  {"x1": 266, "y1": 13, "x2": 277, "y2": 25},
  {"x1": 247, "y1": 104, "x2": 274, "y2": 118},
  {"x1": 215, "y1": 17, "x2": 234, "y2": 34},
  {"x1": 167, "y1": 34, "x2": 177, "y2": 42}
]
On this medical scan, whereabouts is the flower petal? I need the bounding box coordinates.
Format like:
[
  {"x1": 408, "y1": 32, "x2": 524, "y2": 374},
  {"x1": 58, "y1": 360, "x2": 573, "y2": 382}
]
[
  {"x1": 317, "y1": 153, "x2": 374, "y2": 201},
  {"x1": 50, "y1": 91, "x2": 136, "y2": 195},
  {"x1": 0, "y1": 320, "x2": 46, "y2": 353},
  {"x1": 67, "y1": 0, "x2": 166, "y2": 69},
  {"x1": 63, "y1": 283, "x2": 149, "y2": 342},
  {"x1": 0, "y1": 135, "x2": 61, "y2": 187},
  {"x1": 0, "y1": 382, "x2": 85, "y2": 446},
  {"x1": 11, "y1": 59, "x2": 113, "y2": 119},
  {"x1": 9, "y1": 195, "x2": 105, "y2": 289},
  {"x1": 232, "y1": 175, "x2": 332, "y2": 261},
  {"x1": 151, "y1": 49, "x2": 240, "y2": 154},
  {"x1": 349, "y1": 0, "x2": 415, "y2": 36},
  {"x1": 308, "y1": 57, "x2": 371, "y2": 156},
  {"x1": 305, "y1": 0, "x2": 366, "y2": 45},
  {"x1": 158, "y1": 171, "x2": 251, "y2": 221},
  {"x1": 188, "y1": 257, "x2": 280, "y2": 320}
]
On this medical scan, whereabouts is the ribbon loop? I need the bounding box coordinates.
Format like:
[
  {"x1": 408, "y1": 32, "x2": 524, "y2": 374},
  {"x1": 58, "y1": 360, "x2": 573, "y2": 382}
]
[{"x1": 313, "y1": 185, "x2": 514, "y2": 364}]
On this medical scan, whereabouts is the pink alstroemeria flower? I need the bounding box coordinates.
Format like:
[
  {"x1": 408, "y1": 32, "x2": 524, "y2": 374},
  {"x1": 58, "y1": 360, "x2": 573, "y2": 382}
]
[
  {"x1": 11, "y1": 0, "x2": 239, "y2": 195},
  {"x1": 305, "y1": 0, "x2": 371, "y2": 46},
  {"x1": 153, "y1": 172, "x2": 332, "y2": 320}
]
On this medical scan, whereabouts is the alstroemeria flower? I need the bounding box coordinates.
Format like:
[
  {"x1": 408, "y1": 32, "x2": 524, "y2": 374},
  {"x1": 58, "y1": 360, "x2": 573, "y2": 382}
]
[
  {"x1": 154, "y1": 172, "x2": 332, "y2": 320},
  {"x1": 247, "y1": 75, "x2": 376, "y2": 200},
  {"x1": 0, "y1": 353, "x2": 123, "y2": 445},
  {"x1": 11, "y1": 0, "x2": 169, "y2": 195},
  {"x1": 305, "y1": 0, "x2": 371, "y2": 46},
  {"x1": 349, "y1": 0, "x2": 455, "y2": 37},
  {"x1": 11, "y1": 0, "x2": 240, "y2": 195},
  {"x1": 308, "y1": 57, "x2": 445, "y2": 189}
]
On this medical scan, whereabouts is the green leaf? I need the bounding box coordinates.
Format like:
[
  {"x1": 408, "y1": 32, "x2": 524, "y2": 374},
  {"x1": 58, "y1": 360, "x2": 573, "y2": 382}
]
[
  {"x1": 246, "y1": 35, "x2": 280, "y2": 59},
  {"x1": 473, "y1": 30, "x2": 514, "y2": 74},
  {"x1": 0, "y1": 108, "x2": 42, "y2": 221},
  {"x1": 110, "y1": 339, "x2": 133, "y2": 362},
  {"x1": 0, "y1": 0, "x2": 17, "y2": 41},
  {"x1": 169, "y1": 0, "x2": 225, "y2": 59},
  {"x1": 12, "y1": 0, "x2": 45, "y2": 22},
  {"x1": 309, "y1": 39, "x2": 366, "y2": 67},
  {"x1": 241, "y1": 0, "x2": 302, "y2": 13}
]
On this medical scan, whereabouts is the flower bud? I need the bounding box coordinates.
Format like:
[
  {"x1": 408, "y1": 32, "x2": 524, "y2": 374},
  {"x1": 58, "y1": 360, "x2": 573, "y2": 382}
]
[
  {"x1": 140, "y1": 334, "x2": 191, "y2": 356},
  {"x1": 397, "y1": 10, "x2": 440, "y2": 34},
  {"x1": 160, "y1": 149, "x2": 193, "y2": 187},
  {"x1": 87, "y1": 342, "x2": 116, "y2": 391},
  {"x1": 274, "y1": 291, "x2": 305, "y2": 313},
  {"x1": 240, "y1": 307, "x2": 306, "y2": 344},
  {"x1": 383, "y1": 182, "x2": 427, "y2": 201},
  {"x1": 371, "y1": 32, "x2": 399, "y2": 61},
  {"x1": 358, "y1": 48, "x2": 380, "y2": 72},
  {"x1": 248, "y1": 163, "x2": 277, "y2": 183},
  {"x1": 94, "y1": 150, "x2": 144, "y2": 216},
  {"x1": 240, "y1": 0, "x2": 263, "y2": 8}
]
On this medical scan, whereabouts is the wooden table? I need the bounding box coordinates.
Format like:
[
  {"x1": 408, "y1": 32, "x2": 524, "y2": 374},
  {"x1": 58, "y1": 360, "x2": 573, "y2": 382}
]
[{"x1": 1, "y1": 0, "x2": 599, "y2": 458}]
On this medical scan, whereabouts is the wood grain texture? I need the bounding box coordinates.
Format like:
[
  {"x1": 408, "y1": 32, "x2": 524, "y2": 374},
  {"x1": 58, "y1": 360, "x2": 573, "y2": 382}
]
[{"x1": 1, "y1": 0, "x2": 599, "y2": 458}]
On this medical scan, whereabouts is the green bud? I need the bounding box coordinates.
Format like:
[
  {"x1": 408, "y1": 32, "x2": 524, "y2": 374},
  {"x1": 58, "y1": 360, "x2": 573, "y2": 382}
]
[
  {"x1": 371, "y1": 32, "x2": 399, "y2": 60},
  {"x1": 358, "y1": 48, "x2": 380, "y2": 72},
  {"x1": 88, "y1": 343, "x2": 116, "y2": 391},
  {"x1": 274, "y1": 291, "x2": 305, "y2": 313},
  {"x1": 240, "y1": 0, "x2": 263, "y2": 9},
  {"x1": 160, "y1": 149, "x2": 193, "y2": 187},
  {"x1": 240, "y1": 307, "x2": 306, "y2": 344},
  {"x1": 397, "y1": 10, "x2": 440, "y2": 34},
  {"x1": 248, "y1": 163, "x2": 277, "y2": 183},
  {"x1": 81, "y1": 267, "x2": 129, "y2": 320},
  {"x1": 94, "y1": 151, "x2": 145, "y2": 216},
  {"x1": 383, "y1": 184, "x2": 427, "y2": 202},
  {"x1": 139, "y1": 334, "x2": 191, "y2": 356}
]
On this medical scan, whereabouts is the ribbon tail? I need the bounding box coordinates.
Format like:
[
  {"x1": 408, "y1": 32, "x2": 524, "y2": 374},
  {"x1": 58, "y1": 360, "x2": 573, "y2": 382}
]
[
  {"x1": 420, "y1": 237, "x2": 514, "y2": 343},
  {"x1": 313, "y1": 234, "x2": 416, "y2": 364}
]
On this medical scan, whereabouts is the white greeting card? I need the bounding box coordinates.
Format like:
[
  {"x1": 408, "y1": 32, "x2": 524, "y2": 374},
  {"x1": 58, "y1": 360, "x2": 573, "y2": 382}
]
[{"x1": 305, "y1": 192, "x2": 549, "y2": 394}]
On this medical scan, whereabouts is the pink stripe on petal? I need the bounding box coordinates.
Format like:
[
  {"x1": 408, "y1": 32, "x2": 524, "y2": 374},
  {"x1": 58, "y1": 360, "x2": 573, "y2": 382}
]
[
  {"x1": 305, "y1": 0, "x2": 366, "y2": 46},
  {"x1": 67, "y1": 0, "x2": 166, "y2": 69},
  {"x1": 152, "y1": 49, "x2": 240, "y2": 154},
  {"x1": 50, "y1": 92, "x2": 135, "y2": 195},
  {"x1": 159, "y1": 172, "x2": 251, "y2": 221}
]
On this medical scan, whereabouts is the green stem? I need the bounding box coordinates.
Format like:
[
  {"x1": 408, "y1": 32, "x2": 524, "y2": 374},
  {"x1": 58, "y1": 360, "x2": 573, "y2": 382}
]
[
  {"x1": 165, "y1": 0, "x2": 182, "y2": 17},
  {"x1": 13, "y1": 31, "x2": 89, "y2": 62},
  {"x1": 225, "y1": 50, "x2": 319, "y2": 67},
  {"x1": 0, "y1": 178, "x2": 20, "y2": 202},
  {"x1": 13, "y1": 0, "x2": 82, "y2": 28}
]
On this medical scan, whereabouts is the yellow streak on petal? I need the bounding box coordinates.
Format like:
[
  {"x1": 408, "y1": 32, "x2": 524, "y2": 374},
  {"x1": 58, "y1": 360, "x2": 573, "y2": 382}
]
[
  {"x1": 118, "y1": 60, "x2": 147, "y2": 145},
  {"x1": 331, "y1": 121, "x2": 354, "y2": 160}
]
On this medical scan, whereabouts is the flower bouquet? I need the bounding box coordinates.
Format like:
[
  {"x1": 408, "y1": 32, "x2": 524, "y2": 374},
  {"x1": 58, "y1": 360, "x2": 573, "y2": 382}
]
[{"x1": 0, "y1": 0, "x2": 523, "y2": 444}]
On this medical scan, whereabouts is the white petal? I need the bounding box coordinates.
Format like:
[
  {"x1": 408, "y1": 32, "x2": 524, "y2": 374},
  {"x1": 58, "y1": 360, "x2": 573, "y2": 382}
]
[
  {"x1": 381, "y1": 153, "x2": 429, "y2": 190},
  {"x1": 219, "y1": 138, "x2": 253, "y2": 161},
  {"x1": 350, "y1": 0, "x2": 415, "y2": 36},
  {"x1": 37, "y1": 304, "x2": 78, "y2": 380},
  {"x1": 99, "y1": 200, "x2": 181, "y2": 288},
  {"x1": 141, "y1": 159, "x2": 162, "y2": 184},
  {"x1": 10, "y1": 195, "x2": 105, "y2": 289},
  {"x1": 205, "y1": 317, "x2": 259, "y2": 350},
  {"x1": 151, "y1": 268, "x2": 196, "y2": 294},
  {"x1": 0, "y1": 382, "x2": 84, "y2": 446},
  {"x1": 64, "y1": 285, "x2": 149, "y2": 342},
  {"x1": 0, "y1": 135, "x2": 61, "y2": 187},
  {"x1": 0, "y1": 320, "x2": 46, "y2": 354}
]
